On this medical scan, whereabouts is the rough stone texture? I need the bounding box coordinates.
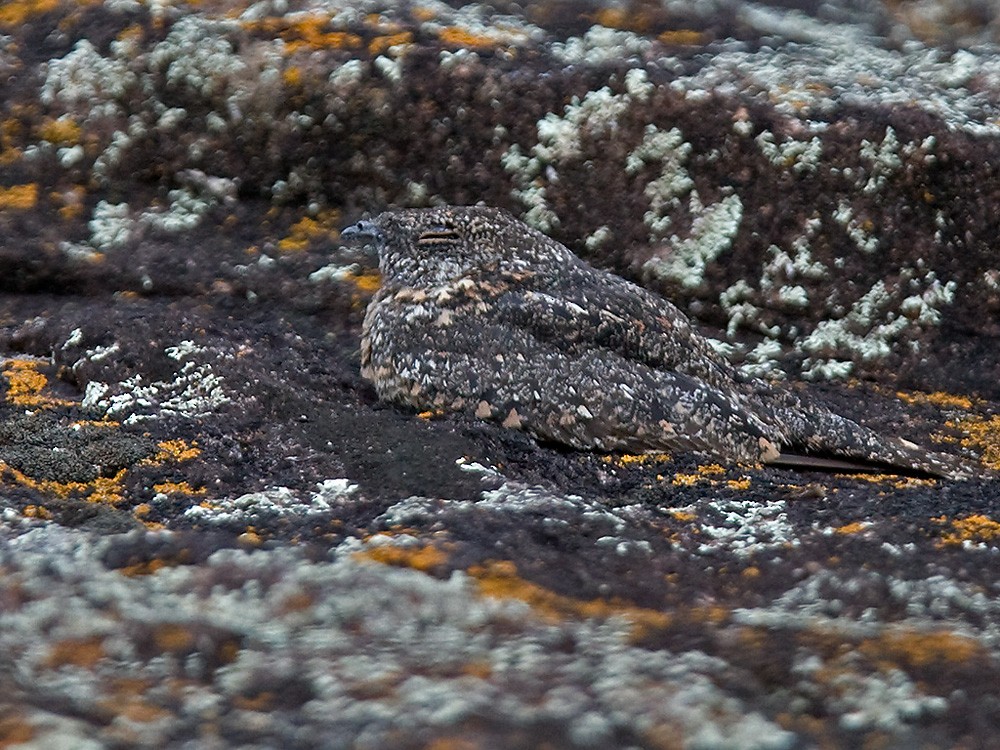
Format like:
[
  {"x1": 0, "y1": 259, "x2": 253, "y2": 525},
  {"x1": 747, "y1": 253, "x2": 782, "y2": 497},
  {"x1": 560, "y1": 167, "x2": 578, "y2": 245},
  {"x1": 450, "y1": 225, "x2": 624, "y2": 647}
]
[{"x1": 1, "y1": 1, "x2": 1000, "y2": 748}]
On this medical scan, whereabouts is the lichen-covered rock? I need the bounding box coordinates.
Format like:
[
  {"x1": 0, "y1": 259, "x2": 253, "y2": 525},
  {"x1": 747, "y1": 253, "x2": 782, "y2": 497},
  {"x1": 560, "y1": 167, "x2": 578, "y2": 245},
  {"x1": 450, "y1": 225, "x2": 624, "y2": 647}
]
[{"x1": 1, "y1": 2, "x2": 1000, "y2": 749}]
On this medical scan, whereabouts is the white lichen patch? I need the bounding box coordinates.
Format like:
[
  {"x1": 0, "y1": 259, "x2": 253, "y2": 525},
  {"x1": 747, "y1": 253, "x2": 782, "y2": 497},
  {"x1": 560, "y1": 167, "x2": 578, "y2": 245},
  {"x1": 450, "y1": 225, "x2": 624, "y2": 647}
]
[
  {"x1": 551, "y1": 25, "x2": 653, "y2": 66},
  {"x1": 81, "y1": 340, "x2": 231, "y2": 423},
  {"x1": 693, "y1": 497, "x2": 796, "y2": 558},
  {"x1": 755, "y1": 131, "x2": 823, "y2": 174},
  {"x1": 184, "y1": 479, "x2": 359, "y2": 525},
  {"x1": 645, "y1": 193, "x2": 744, "y2": 289},
  {"x1": 858, "y1": 126, "x2": 903, "y2": 194},
  {"x1": 832, "y1": 201, "x2": 879, "y2": 255},
  {"x1": 502, "y1": 70, "x2": 653, "y2": 233},
  {"x1": 626, "y1": 124, "x2": 694, "y2": 239},
  {"x1": 799, "y1": 271, "x2": 956, "y2": 380}
]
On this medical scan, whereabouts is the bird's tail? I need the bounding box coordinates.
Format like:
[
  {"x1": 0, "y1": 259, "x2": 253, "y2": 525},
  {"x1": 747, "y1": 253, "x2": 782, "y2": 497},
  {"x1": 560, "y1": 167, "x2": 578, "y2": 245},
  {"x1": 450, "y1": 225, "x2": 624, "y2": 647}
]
[{"x1": 756, "y1": 388, "x2": 976, "y2": 480}]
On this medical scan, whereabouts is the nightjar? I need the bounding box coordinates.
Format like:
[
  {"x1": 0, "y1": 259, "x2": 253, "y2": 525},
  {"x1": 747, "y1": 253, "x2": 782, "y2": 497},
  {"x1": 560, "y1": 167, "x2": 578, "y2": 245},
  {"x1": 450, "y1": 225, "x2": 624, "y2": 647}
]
[{"x1": 343, "y1": 206, "x2": 970, "y2": 479}]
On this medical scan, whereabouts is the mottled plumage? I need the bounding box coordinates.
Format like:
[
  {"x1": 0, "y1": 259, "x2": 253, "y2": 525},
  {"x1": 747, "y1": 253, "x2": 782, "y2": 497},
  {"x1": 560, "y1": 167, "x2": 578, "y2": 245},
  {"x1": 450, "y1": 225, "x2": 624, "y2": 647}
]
[{"x1": 343, "y1": 206, "x2": 970, "y2": 479}]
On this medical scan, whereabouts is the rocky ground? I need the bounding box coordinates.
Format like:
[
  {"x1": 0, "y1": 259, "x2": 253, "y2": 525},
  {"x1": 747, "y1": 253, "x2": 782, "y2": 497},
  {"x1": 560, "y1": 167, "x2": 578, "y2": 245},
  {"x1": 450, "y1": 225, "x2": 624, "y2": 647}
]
[{"x1": 2, "y1": 1, "x2": 1000, "y2": 748}]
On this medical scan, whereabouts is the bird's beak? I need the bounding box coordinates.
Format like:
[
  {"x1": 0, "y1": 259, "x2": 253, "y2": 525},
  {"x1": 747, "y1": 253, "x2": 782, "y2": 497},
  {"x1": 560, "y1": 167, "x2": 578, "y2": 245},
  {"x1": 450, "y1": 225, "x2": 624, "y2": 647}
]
[
  {"x1": 341, "y1": 219, "x2": 382, "y2": 244},
  {"x1": 339, "y1": 219, "x2": 382, "y2": 264}
]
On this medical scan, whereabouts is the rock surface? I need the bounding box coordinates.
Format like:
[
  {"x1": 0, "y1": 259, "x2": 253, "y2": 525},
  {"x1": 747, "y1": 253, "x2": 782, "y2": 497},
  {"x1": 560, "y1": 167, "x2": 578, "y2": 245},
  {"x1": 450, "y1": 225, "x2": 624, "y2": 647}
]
[{"x1": 1, "y1": 1, "x2": 1000, "y2": 748}]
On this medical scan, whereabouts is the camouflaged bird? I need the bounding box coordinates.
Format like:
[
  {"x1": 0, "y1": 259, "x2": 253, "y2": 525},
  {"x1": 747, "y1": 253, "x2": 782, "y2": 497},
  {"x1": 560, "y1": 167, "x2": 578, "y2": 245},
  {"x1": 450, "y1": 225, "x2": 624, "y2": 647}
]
[{"x1": 343, "y1": 206, "x2": 971, "y2": 479}]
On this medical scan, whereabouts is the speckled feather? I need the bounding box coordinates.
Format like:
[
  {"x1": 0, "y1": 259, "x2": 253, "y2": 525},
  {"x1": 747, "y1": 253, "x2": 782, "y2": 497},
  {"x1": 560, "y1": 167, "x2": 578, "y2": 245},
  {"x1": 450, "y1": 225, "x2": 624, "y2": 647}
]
[{"x1": 346, "y1": 206, "x2": 970, "y2": 479}]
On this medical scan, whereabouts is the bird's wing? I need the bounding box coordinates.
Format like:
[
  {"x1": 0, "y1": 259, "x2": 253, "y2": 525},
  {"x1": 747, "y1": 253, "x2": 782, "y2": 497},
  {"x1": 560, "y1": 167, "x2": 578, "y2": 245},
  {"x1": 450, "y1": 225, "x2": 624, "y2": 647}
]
[
  {"x1": 488, "y1": 270, "x2": 974, "y2": 479},
  {"x1": 491, "y1": 266, "x2": 736, "y2": 392}
]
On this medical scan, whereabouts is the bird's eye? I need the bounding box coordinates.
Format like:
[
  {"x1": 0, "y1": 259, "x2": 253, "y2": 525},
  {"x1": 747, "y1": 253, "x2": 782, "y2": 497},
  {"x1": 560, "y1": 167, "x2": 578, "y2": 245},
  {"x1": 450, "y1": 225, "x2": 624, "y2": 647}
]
[{"x1": 416, "y1": 224, "x2": 461, "y2": 246}]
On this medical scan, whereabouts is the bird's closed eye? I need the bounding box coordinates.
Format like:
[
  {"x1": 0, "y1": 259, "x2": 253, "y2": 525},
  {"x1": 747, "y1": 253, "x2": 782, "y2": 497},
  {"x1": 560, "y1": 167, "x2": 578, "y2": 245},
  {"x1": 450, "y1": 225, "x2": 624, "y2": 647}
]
[{"x1": 417, "y1": 224, "x2": 462, "y2": 246}]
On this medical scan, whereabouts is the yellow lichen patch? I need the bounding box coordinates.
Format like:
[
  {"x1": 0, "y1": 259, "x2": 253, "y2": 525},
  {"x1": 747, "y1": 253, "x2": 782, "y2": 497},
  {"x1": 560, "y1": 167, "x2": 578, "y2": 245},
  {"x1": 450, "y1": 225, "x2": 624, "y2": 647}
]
[
  {"x1": 417, "y1": 410, "x2": 446, "y2": 419},
  {"x1": 671, "y1": 463, "x2": 726, "y2": 486},
  {"x1": 469, "y1": 560, "x2": 672, "y2": 641},
  {"x1": 934, "y1": 514, "x2": 1000, "y2": 548},
  {"x1": 349, "y1": 269, "x2": 383, "y2": 295},
  {"x1": 658, "y1": 29, "x2": 708, "y2": 45},
  {"x1": 369, "y1": 31, "x2": 414, "y2": 55},
  {"x1": 358, "y1": 543, "x2": 451, "y2": 573},
  {"x1": 601, "y1": 452, "x2": 671, "y2": 467},
  {"x1": 117, "y1": 558, "x2": 170, "y2": 577},
  {"x1": 2, "y1": 358, "x2": 76, "y2": 408},
  {"x1": 45, "y1": 635, "x2": 106, "y2": 668},
  {"x1": 238, "y1": 528, "x2": 263, "y2": 546},
  {"x1": 833, "y1": 521, "x2": 870, "y2": 535},
  {"x1": 282, "y1": 65, "x2": 302, "y2": 87},
  {"x1": 0, "y1": 715, "x2": 35, "y2": 745},
  {"x1": 726, "y1": 477, "x2": 751, "y2": 490},
  {"x1": 277, "y1": 209, "x2": 341, "y2": 251},
  {"x1": 895, "y1": 390, "x2": 973, "y2": 410},
  {"x1": 52, "y1": 186, "x2": 87, "y2": 221},
  {"x1": 0, "y1": 183, "x2": 38, "y2": 211},
  {"x1": 0, "y1": 461, "x2": 127, "y2": 505},
  {"x1": 667, "y1": 509, "x2": 696, "y2": 522},
  {"x1": 152, "y1": 481, "x2": 207, "y2": 496},
  {"x1": 149, "y1": 439, "x2": 201, "y2": 464},
  {"x1": 591, "y1": 7, "x2": 657, "y2": 33},
  {"x1": 22, "y1": 504, "x2": 53, "y2": 520},
  {"x1": 437, "y1": 27, "x2": 501, "y2": 50},
  {"x1": 152, "y1": 623, "x2": 196, "y2": 654},
  {"x1": 838, "y1": 472, "x2": 936, "y2": 488},
  {"x1": 0, "y1": 0, "x2": 59, "y2": 27},
  {"x1": 412, "y1": 7, "x2": 437, "y2": 23},
  {"x1": 859, "y1": 629, "x2": 984, "y2": 670},
  {"x1": 948, "y1": 415, "x2": 1000, "y2": 470},
  {"x1": 37, "y1": 116, "x2": 81, "y2": 146},
  {"x1": 242, "y1": 16, "x2": 362, "y2": 52}
]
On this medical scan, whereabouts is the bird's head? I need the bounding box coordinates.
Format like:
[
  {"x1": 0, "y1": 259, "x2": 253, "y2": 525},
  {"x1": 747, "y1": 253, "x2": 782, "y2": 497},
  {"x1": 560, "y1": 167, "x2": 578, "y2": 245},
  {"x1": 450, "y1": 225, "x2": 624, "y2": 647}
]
[{"x1": 341, "y1": 206, "x2": 572, "y2": 286}]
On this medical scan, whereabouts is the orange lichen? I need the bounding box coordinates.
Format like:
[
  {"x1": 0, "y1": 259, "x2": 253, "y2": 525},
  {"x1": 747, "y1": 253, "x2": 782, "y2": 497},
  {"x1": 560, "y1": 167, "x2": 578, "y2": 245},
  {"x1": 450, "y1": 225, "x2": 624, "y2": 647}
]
[
  {"x1": 359, "y1": 543, "x2": 450, "y2": 573},
  {"x1": 591, "y1": 7, "x2": 657, "y2": 33},
  {"x1": 22, "y1": 504, "x2": 53, "y2": 520},
  {"x1": 469, "y1": 559, "x2": 672, "y2": 641},
  {"x1": 602, "y1": 452, "x2": 671, "y2": 466},
  {"x1": 726, "y1": 477, "x2": 751, "y2": 490},
  {"x1": 667, "y1": 510, "x2": 696, "y2": 522},
  {"x1": 352, "y1": 270, "x2": 382, "y2": 294},
  {"x1": 0, "y1": 716, "x2": 35, "y2": 745},
  {"x1": 152, "y1": 481, "x2": 207, "y2": 496},
  {"x1": 152, "y1": 624, "x2": 196, "y2": 653},
  {"x1": 838, "y1": 472, "x2": 936, "y2": 488},
  {"x1": 934, "y1": 514, "x2": 1000, "y2": 547},
  {"x1": 0, "y1": 183, "x2": 38, "y2": 211},
  {"x1": 238, "y1": 528, "x2": 263, "y2": 546},
  {"x1": 948, "y1": 415, "x2": 1000, "y2": 470},
  {"x1": 896, "y1": 390, "x2": 973, "y2": 410},
  {"x1": 277, "y1": 209, "x2": 340, "y2": 252},
  {"x1": 0, "y1": 0, "x2": 59, "y2": 27},
  {"x1": 243, "y1": 16, "x2": 362, "y2": 52},
  {"x1": 52, "y1": 186, "x2": 87, "y2": 220},
  {"x1": 2, "y1": 358, "x2": 76, "y2": 408},
  {"x1": 37, "y1": 116, "x2": 81, "y2": 146},
  {"x1": 232, "y1": 692, "x2": 277, "y2": 712},
  {"x1": 282, "y1": 65, "x2": 302, "y2": 87},
  {"x1": 369, "y1": 31, "x2": 414, "y2": 55},
  {"x1": 117, "y1": 558, "x2": 169, "y2": 577},
  {"x1": 45, "y1": 636, "x2": 106, "y2": 668},
  {"x1": 671, "y1": 463, "x2": 726, "y2": 486},
  {"x1": 860, "y1": 629, "x2": 984, "y2": 669},
  {"x1": 150, "y1": 439, "x2": 201, "y2": 463},
  {"x1": 0, "y1": 461, "x2": 127, "y2": 505},
  {"x1": 437, "y1": 27, "x2": 500, "y2": 50},
  {"x1": 658, "y1": 29, "x2": 708, "y2": 45},
  {"x1": 833, "y1": 521, "x2": 869, "y2": 535}
]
